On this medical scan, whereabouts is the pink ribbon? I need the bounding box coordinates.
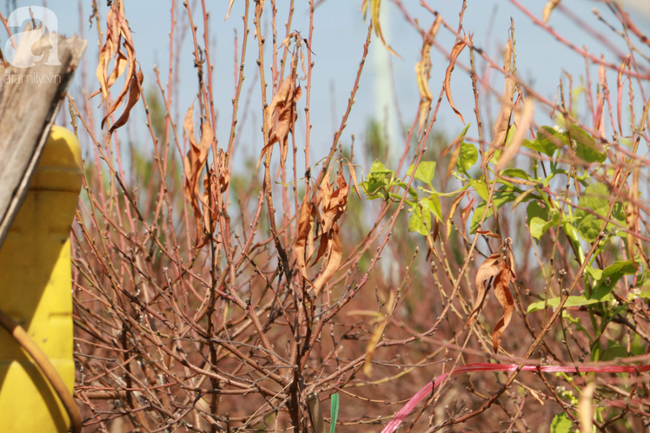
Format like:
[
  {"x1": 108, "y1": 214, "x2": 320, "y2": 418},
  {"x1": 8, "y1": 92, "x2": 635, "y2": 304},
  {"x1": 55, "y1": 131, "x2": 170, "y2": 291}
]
[{"x1": 382, "y1": 362, "x2": 650, "y2": 433}]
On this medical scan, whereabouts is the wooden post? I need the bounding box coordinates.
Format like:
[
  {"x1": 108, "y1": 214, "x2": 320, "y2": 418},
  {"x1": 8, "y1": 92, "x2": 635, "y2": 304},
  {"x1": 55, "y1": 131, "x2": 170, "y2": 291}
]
[{"x1": 0, "y1": 34, "x2": 87, "y2": 248}]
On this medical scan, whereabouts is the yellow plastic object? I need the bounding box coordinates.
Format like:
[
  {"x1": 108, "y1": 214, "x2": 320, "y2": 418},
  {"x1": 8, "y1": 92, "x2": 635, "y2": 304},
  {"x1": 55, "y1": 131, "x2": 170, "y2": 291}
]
[{"x1": 0, "y1": 126, "x2": 82, "y2": 432}]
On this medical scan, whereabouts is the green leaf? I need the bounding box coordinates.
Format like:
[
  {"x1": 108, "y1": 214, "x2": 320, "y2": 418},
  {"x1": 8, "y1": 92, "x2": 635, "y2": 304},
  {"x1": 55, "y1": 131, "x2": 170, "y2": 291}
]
[
  {"x1": 590, "y1": 260, "x2": 637, "y2": 300},
  {"x1": 457, "y1": 123, "x2": 471, "y2": 140},
  {"x1": 469, "y1": 178, "x2": 488, "y2": 201},
  {"x1": 529, "y1": 216, "x2": 559, "y2": 239},
  {"x1": 578, "y1": 183, "x2": 609, "y2": 209},
  {"x1": 501, "y1": 168, "x2": 531, "y2": 181},
  {"x1": 422, "y1": 195, "x2": 443, "y2": 222},
  {"x1": 574, "y1": 183, "x2": 619, "y2": 242},
  {"x1": 407, "y1": 161, "x2": 436, "y2": 184},
  {"x1": 529, "y1": 260, "x2": 637, "y2": 313},
  {"x1": 586, "y1": 267, "x2": 603, "y2": 281},
  {"x1": 362, "y1": 160, "x2": 394, "y2": 200},
  {"x1": 527, "y1": 295, "x2": 605, "y2": 313},
  {"x1": 568, "y1": 125, "x2": 606, "y2": 163},
  {"x1": 470, "y1": 189, "x2": 518, "y2": 233},
  {"x1": 396, "y1": 181, "x2": 419, "y2": 200},
  {"x1": 369, "y1": 160, "x2": 392, "y2": 175},
  {"x1": 523, "y1": 126, "x2": 567, "y2": 156},
  {"x1": 550, "y1": 412, "x2": 573, "y2": 433},
  {"x1": 457, "y1": 142, "x2": 478, "y2": 172},
  {"x1": 526, "y1": 201, "x2": 558, "y2": 239},
  {"x1": 562, "y1": 221, "x2": 580, "y2": 244},
  {"x1": 330, "y1": 393, "x2": 339, "y2": 433},
  {"x1": 576, "y1": 211, "x2": 607, "y2": 243},
  {"x1": 408, "y1": 203, "x2": 431, "y2": 236},
  {"x1": 601, "y1": 340, "x2": 628, "y2": 361}
]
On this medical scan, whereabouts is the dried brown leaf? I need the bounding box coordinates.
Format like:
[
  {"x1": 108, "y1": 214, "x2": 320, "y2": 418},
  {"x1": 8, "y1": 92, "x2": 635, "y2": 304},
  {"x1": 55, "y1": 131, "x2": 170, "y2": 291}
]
[
  {"x1": 295, "y1": 189, "x2": 314, "y2": 280},
  {"x1": 468, "y1": 252, "x2": 502, "y2": 322},
  {"x1": 370, "y1": 0, "x2": 400, "y2": 57},
  {"x1": 491, "y1": 265, "x2": 514, "y2": 353},
  {"x1": 416, "y1": 17, "x2": 442, "y2": 134},
  {"x1": 108, "y1": 69, "x2": 143, "y2": 133},
  {"x1": 496, "y1": 98, "x2": 534, "y2": 171},
  {"x1": 363, "y1": 291, "x2": 395, "y2": 376},
  {"x1": 346, "y1": 159, "x2": 362, "y2": 199},
  {"x1": 225, "y1": 0, "x2": 236, "y2": 20},
  {"x1": 483, "y1": 33, "x2": 517, "y2": 167},
  {"x1": 443, "y1": 40, "x2": 467, "y2": 124},
  {"x1": 476, "y1": 229, "x2": 501, "y2": 239},
  {"x1": 92, "y1": 1, "x2": 141, "y2": 134},
  {"x1": 446, "y1": 191, "x2": 467, "y2": 238},
  {"x1": 183, "y1": 105, "x2": 214, "y2": 244},
  {"x1": 259, "y1": 71, "x2": 302, "y2": 177},
  {"x1": 313, "y1": 223, "x2": 343, "y2": 296},
  {"x1": 542, "y1": 0, "x2": 562, "y2": 24},
  {"x1": 460, "y1": 196, "x2": 475, "y2": 234}
]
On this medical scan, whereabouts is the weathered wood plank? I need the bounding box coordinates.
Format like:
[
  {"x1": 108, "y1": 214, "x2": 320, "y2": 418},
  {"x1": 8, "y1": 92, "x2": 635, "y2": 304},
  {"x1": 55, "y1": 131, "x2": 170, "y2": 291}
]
[{"x1": 0, "y1": 34, "x2": 87, "y2": 248}]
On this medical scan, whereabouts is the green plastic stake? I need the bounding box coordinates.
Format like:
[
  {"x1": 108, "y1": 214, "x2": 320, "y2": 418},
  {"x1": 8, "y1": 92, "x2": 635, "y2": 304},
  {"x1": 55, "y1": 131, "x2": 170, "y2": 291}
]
[{"x1": 330, "y1": 393, "x2": 340, "y2": 433}]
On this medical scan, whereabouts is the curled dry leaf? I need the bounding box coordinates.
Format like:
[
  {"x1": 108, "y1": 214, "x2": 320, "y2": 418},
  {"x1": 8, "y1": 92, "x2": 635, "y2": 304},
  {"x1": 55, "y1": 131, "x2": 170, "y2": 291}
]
[
  {"x1": 109, "y1": 70, "x2": 143, "y2": 133},
  {"x1": 294, "y1": 169, "x2": 350, "y2": 296},
  {"x1": 312, "y1": 224, "x2": 343, "y2": 296},
  {"x1": 363, "y1": 291, "x2": 395, "y2": 377},
  {"x1": 542, "y1": 0, "x2": 562, "y2": 24},
  {"x1": 295, "y1": 188, "x2": 315, "y2": 281},
  {"x1": 225, "y1": 0, "x2": 236, "y2": 20},
  {"x1": 443, "y1": 40, "x2": 467, "y2": 124},
  {"x1": 468, "y1": 252, "x2": 501, "y2": 321},
  {"x1": 446, "y1": 190, "x2": 467, "y2": 238},
  {"x1": 319, "y1": 170, "x2": 349, "y2": 235},
  {"x1": 483, "y1": 24, "x2": 517, "y2": 167},
  {"x1": 91, "y1": 1, "x2": 142, "y2": 134},
  {"x1": 415, "y1": 17, "x2": 442, "y2": 135},
  {"x1": 496, "y1": 97, "x2": 534, "y2": 171},
  {"x1": 476, "y1": 229, "x2": 501, "y2": 239},
  {"x1": 200, "y1": 149, "x2": 230, "y2": 244},
  {"x1": 460, "y1": 196, "x2": 475, "y2": 235},
  {"x1": 468, "y1": 245, "x2": 517, "y2": 353},
  {"x1": 183, "y1": 104, "x2": 214, "y2": 245},
  {"x1": 491, "y1": 263, "x2": 514, "y2": 353},
  {"x1": 363, "y1": 0, "x2": 400, "y2": 57},
  {"x1": 259, "y1": 50, "x2": 302, "y2": 177},
  {"x1": 346, "y1": 159, "x2": 362, "y2": 199}
]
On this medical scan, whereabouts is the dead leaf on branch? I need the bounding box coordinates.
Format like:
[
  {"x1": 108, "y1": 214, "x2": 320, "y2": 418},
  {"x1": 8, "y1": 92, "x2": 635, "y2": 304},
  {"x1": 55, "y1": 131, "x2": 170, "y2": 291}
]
[
  {"x1": 295, "y1": 188, "x2": 316, "y2": 281},
  {"x1": 491, "y1": 264, "x2": 515, "y2": 353},
  {"x1": 443, "y1": 40, "x2": 467, "y2": 124},
  {"x1": 542, "y1": 0, "x2": 562, "y2": 24},
  {"x1": 200, "y1": 149, "x2": 230, "y2": 245},
  {"x1": 294, "y1": 168, "x2": 350, "y2": 296},
  {"x1": 90, "y1": 0, "x2": 142, "y2": 134},
  {"x1": 182, "y1": 104, "x2": 215, "y2": 245},
  {"x1": 468, "y1": 243, "x2": 517, "y2": 353},
  {"x1": 496, "y1": 97, "x2": 534, "y2": 172},
  {"x1": 415, "y1": 16, "x2": 442, "y2": 135},
  {"x1": 362, "y1": 0, "x2": 400, "y2": 57},
  {"x1": 259, "y1": 46, "x2": 302, "y2": 178},
  {"x1": 363, "y1": 291, "x2": 395, "y2": 376},
  {"x1": 483, "y1": 23, "x2": 518, "y2": 167}
]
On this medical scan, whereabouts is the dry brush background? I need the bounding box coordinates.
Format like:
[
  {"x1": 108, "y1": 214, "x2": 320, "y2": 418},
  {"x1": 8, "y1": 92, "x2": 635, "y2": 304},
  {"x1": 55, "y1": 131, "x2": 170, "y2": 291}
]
[{"x1": 3, "y1": 0, "x2": 650, "y2": 431}]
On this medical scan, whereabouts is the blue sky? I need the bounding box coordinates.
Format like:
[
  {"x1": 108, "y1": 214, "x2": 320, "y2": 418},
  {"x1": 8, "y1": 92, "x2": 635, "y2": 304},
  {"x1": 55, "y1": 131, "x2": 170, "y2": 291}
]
[{"x1": 3, "y1": 0, "x2": 649, "y2": 170}]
